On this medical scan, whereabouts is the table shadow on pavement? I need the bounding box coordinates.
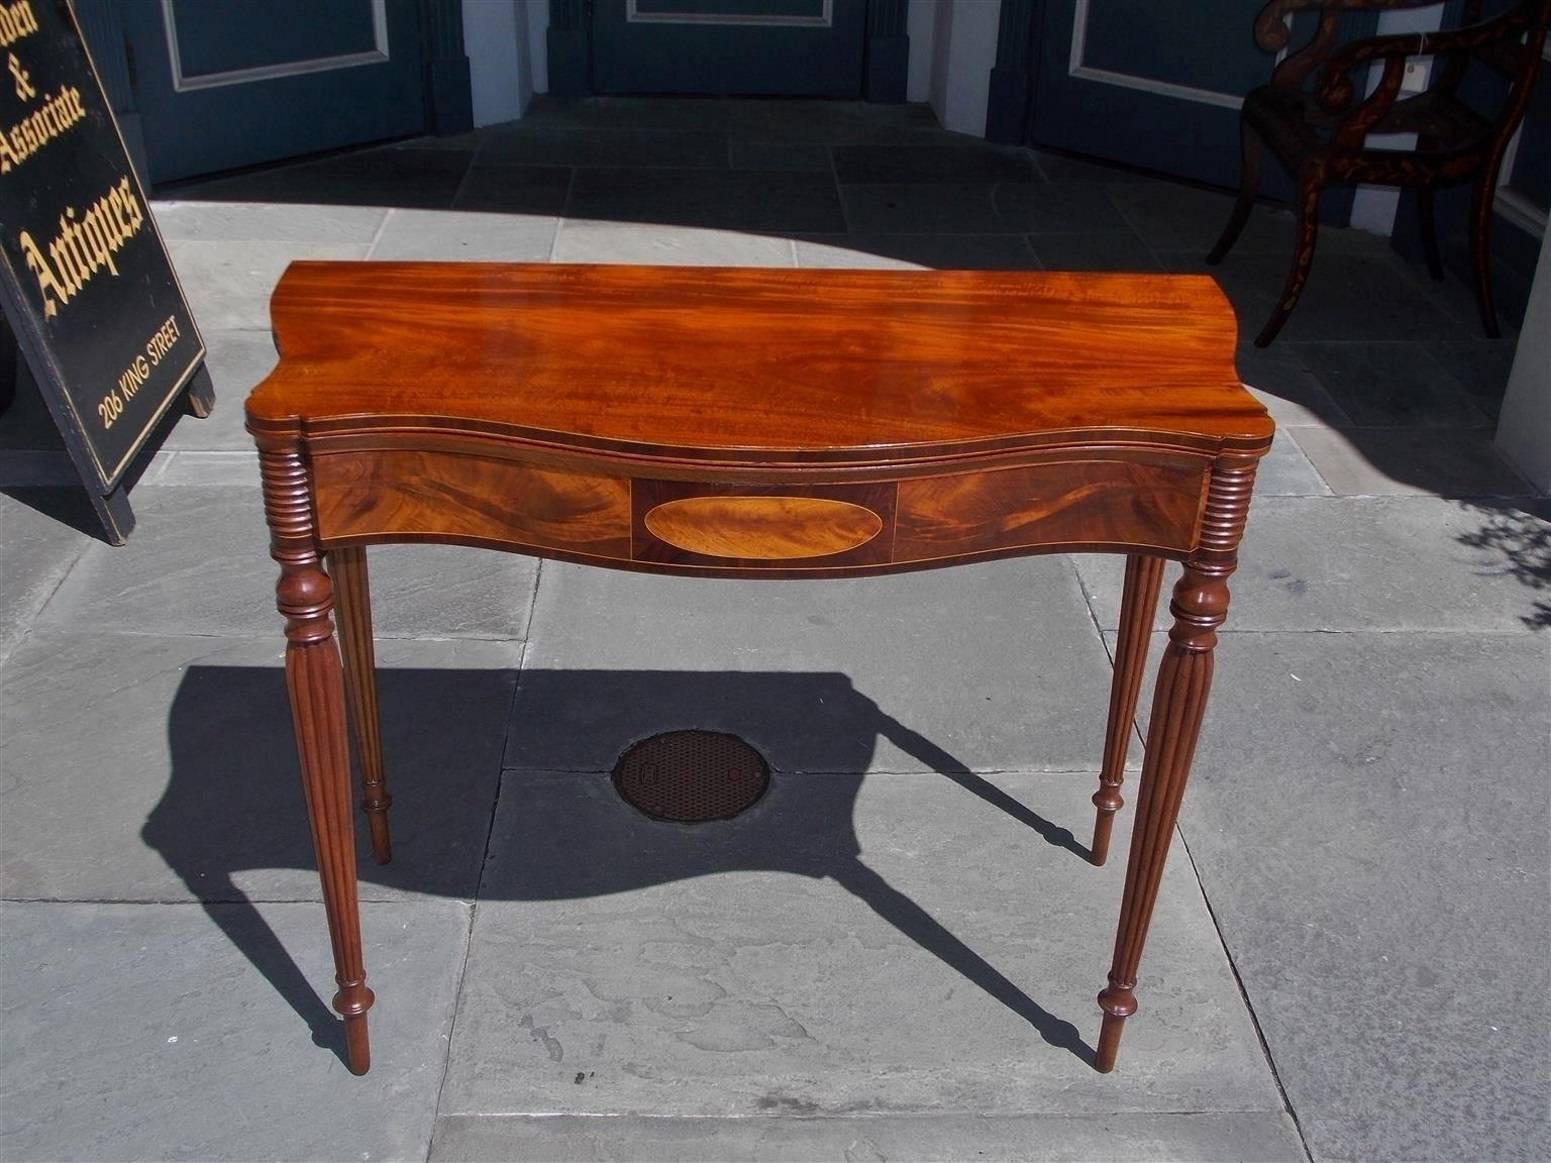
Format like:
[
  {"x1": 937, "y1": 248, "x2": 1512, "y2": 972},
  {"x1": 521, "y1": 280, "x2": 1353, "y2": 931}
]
[{"x1": 149, "y1": 666, "x2": 1097, "y2": 1072}]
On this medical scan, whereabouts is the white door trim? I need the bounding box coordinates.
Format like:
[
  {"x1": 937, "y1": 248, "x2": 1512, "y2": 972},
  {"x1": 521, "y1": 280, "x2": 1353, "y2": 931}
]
[
  {"x1": 161, "y1": 0, "x2": 390, "y2": 93},
  {"x1": 625, "y1": 0, "x2": 832, "y2": 28},
  {"x1": 1067, "y1": 0, "x2": 1246, "y2": 110}
]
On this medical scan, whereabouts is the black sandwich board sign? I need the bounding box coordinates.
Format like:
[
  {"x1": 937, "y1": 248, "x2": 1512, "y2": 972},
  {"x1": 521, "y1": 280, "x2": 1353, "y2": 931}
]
[{"x1": 0, "y1": 0, "x2": 211, "y2": 543}]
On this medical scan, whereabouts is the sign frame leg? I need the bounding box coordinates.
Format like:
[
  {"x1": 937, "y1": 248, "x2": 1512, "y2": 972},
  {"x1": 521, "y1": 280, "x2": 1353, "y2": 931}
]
[
  {"x1": 184, "y1": 364, "x2": 214, "y2": 418},
  {"x1": 90, "y1": 482, "x2": 134, "y2": 546}
]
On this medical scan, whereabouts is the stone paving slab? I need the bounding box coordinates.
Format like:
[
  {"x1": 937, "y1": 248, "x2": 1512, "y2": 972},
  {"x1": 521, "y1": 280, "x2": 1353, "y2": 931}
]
[
  {"x1": 1255, "y1": 431, "x2": 1331, "y2": 497},
  {"x1": 429, "y1": 1111, "x2": 1307, "y2": 1161},
  {"x1": 1026, "y1": 230, "x2": 1160, "y2": 272},
  {"x1": 1176, "y1": 250, "x2": 1479, "y2": 344},
  {"x1": 553, "y1": 221, "x2": 795, "y2": 266},
  {"x1": 1288, "y1": 340, "x2": 1493, "y2": 430},
  {"x1": 1289, "y1": 426, "x2": 1530, "y2": 498},
  {"x1": 443, "y1": 770, "x2": 1284, "y2": 1119},
  {"x1": 832, "y1": 142, "x2": 1039, "y2": 184},
  {"x1": 37, "y1": 486, "x2": 539, "y2": 640},
  {"x1": 145, "y1": 450, "x2": 259, "y2": 486},
  {"x1": 159, "y1": 329, "x2": 278, "y2": 451},
  {"x1": 165, "y1": 239, "x2": 371, "y2": 330},
  {"x1": 0, "y1": 899, "x2": 467, "y2": 1163},
  {"x1": 508, "y1": 557, "x2": 1114, "y2": 774},
  {"x1": 1236, "y1": 347, "x2": 1355, "y2": 429},
  {"x1": 1423, "y1": 338, "x2": 1518, "y2": 422},
  {"x1": 1105, "y1": 181, "x2": 1301, "y2": 256},
  {"x1": 993, "y1": 181, "x2": 1134, "y2": 233},
  {"x1": 153, "y1": 200, "x2": 388, "y2": 243},
  {"x1": 839, "y1": 183, "x2": 1004, "y2": 234},
  {"x1": 0, "y1": 633, "x2": 517, "y2": 902},
  {"x1": 478, "y1": 127, "x2": 729, "y2": 169},
  {"x1": 172, "y1": 146, "x2": 474, "y2": 211},
  {"x1": 1159, "y1": 631, "x2": 1551, "y2": 1163},
  {"x1": 567, "y1": 168, "x2": 847, "y2": 233},
  {"x1": 1074, "y1": 497, "x2": 1551, "y2": 633},
  {"x1": 368, "y1": 207, "x2": 558, "y2": 261},
  {"x1": 727, "y1": 141, "x2": 831, "y2": 171},
  {"x1": 792, "y1": 232, "x2": 1040, "y2": 270},
  {"x1": 0, "y1": 490, "x2": 90, "y2": 667},
  {"x1": 454, "y1": 164, "x2": 575, "y2": 215}
]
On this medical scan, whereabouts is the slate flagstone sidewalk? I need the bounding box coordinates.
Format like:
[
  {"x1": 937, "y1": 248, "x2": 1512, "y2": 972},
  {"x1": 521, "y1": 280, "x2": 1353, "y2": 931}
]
[{"x1": 1, "y1": 98, "x2": 1546, "y2": 1163}]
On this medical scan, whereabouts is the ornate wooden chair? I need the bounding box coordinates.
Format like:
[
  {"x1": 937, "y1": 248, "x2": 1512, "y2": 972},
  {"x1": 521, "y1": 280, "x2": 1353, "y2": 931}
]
[{"x1": 1208, "y1": 0, "x2": 1551, "y2": 347}]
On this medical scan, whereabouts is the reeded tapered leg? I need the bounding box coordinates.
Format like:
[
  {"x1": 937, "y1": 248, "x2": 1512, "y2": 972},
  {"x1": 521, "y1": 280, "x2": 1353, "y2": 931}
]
[
  {"x1": 1091, "y1": 554, "x2": 1165, "y2": 866},
  {"x1": 330, "y1": 545, "x2": 392, "y2": 864},
  {"x1": 258, "y1": 432, "x2": 374, "y2": 1075},
  {"x1": 1256, "y1": 173, "x2": 1322, "y2": 347},
  {"x1": 1095, "y1": 459, "x2": 1255, "y2": 1072},
  {"x1": 1207, "y1": 121, "x2": 1263, "y2": 265}
]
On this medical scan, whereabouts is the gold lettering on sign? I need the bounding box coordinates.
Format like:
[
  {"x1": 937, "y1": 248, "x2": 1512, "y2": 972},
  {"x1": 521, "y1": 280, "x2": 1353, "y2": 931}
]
[
  {"x1": 0, "y1": 83, "x2": 86, "y2": 171},
  {"x1": 18, "y1": 175, "x2": 144, "y2": 317},
  {"x1": 9, "y1": 51, "x2": 34, "y2": 99},
  {"x1": 101, "y1": 316, "x2": 180, "y2": 430},
  {"x1": 0, "y1": 1, "x2": 37, "y2": 49}
]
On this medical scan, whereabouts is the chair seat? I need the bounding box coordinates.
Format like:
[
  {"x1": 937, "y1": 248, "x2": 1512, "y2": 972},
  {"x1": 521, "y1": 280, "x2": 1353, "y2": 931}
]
[{"x1": 1244, "y1": 84, "x2": 1491, "y2": 173}]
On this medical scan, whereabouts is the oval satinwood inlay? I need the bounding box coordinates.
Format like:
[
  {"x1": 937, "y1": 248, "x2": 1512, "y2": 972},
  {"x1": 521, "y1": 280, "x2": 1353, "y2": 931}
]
[{"x1": 644, "y1": 496, "x2": 884, "y2": 560}]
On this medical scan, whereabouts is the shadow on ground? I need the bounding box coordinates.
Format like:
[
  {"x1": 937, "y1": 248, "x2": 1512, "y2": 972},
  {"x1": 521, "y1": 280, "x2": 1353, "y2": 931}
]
[
  {"x1": 148, "y1": 665, "x2": 1097, "y2": 1071},
  {"x1": 1454, "y1": 499, "x2": 1551, "y2": 628}
]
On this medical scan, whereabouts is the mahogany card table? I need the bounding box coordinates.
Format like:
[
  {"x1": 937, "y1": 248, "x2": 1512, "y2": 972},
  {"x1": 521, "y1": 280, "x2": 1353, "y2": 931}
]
[{"x1": 245, "y1": 261, "x2": 1273, "y2": 1077}]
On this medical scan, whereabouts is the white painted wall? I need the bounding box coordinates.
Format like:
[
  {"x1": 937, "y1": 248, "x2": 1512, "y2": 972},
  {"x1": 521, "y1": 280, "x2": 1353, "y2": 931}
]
[
  {"x1": 1495, "y1": 231, "x2": 1551, "y2": 490},
  {"x1": 906, "y1": 0, "x2": 936, "y2": 103},
  {"x1": 918, "y1": 0, "x2": 1001, "y2": 136},
  {"x1": 464, "y1": 0, "x2": 533, "y2": 125},
  {"x1": 524, "y1": 0, "x2": 549, "y2": 96},
  {"x1": 929, "y1": 0, "x2": 954, "y2": 119}
]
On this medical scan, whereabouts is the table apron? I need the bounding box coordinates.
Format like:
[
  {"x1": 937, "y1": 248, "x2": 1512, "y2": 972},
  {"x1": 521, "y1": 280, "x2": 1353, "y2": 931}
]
[{"x1": 310, "y1": 446, "x2": 1212, "y2": 574}]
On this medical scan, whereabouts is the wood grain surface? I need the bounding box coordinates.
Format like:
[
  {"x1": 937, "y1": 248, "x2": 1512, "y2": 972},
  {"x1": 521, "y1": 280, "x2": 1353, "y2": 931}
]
[
  {"x1": 314, "y1": 449, "x2": 633, "y2": 560},
  {"x1": 247, "y1": 263, "x2": 1273, "y2": 464},
  {"x1": 643, "y1": 495, "x2": 884, "y2": 559}
]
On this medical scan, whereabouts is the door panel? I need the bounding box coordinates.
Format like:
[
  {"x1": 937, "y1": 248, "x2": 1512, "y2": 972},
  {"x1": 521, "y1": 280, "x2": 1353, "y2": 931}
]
[
  {"x1": 591, "y1": 0, "x2": 866, "y2": 96},
  {"x1": 1077, "y1": 3, "x2": 1270, "y2": 99},
  {"x1": 1032, "y1": 1, "x2": 1375, "y2": 199},
  {"x1": 123, "y1": 0, "x2": 425, "y2": 182}
]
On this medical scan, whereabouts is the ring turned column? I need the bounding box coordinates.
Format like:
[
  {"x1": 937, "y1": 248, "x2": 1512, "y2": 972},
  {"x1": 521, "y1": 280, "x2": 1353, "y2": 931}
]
[{"x1": 256, "y1": 428, "x2": 375, "y2": 1075}]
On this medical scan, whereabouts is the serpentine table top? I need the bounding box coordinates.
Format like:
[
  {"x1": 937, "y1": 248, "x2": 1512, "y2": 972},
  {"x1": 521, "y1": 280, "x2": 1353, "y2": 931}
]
[{"x1": 247, "y1": 261, "x2": 1273, "y2": 1077}]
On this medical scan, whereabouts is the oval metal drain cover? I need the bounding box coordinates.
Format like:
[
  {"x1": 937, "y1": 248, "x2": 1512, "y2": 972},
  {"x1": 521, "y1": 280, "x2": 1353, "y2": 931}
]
[{"x1": 612, "y1": 730, "x2": 770, "y2": 823}]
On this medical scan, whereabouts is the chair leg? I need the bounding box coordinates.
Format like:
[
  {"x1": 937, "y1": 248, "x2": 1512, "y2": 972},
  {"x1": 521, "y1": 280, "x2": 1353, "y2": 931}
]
[
  {"x1": 1255, "y1": 174, "x2": 1322, "y2": 348},
  {"x1": 1418, "y1": 188, "x2": 1445, "y2": 282},
  {"x1": 1468, "y1": 174, "x2": 1500, "y2": 339},
  {"x1": 1207, "y1": 122, "x2": 1263, "y2": 265}
]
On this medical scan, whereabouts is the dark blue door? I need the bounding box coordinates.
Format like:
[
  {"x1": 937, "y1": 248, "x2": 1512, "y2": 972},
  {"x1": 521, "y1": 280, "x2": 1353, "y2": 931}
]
[
  {"x1": 591, "y1": 0, "x2": 866, "y2": 96},
  {"x1": 121, "y1": 0, "x2": 425, "y2": 182},
  {"x1": 1031, "y1": 1, "x2": 1377, "y2": 190}
]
